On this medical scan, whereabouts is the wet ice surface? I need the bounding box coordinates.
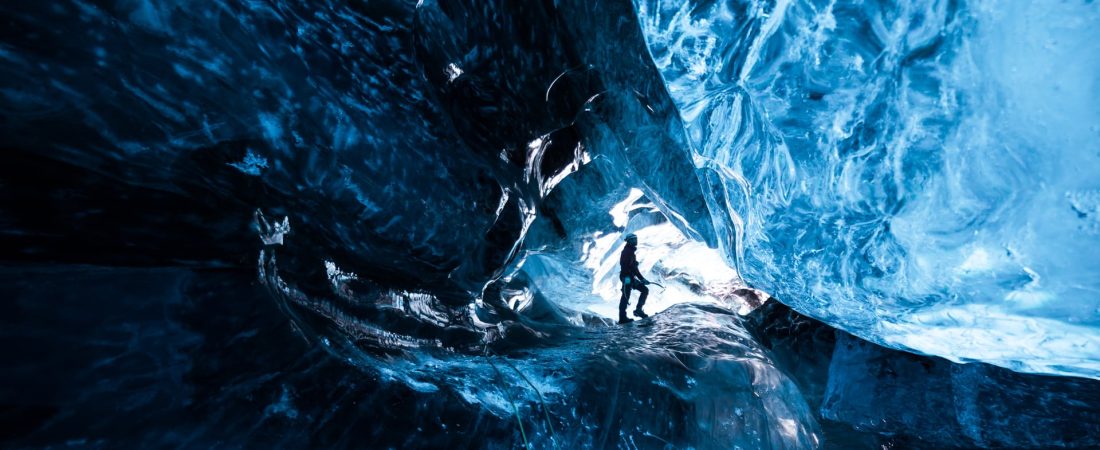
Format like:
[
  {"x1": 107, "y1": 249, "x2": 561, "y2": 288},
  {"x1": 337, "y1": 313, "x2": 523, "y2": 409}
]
[
  {"x1": 1, "y1": 266, "x2": 824, "y2": 449},
  {"x1": 5, "y1": 266, "x2": 1096, "y2": 449}
]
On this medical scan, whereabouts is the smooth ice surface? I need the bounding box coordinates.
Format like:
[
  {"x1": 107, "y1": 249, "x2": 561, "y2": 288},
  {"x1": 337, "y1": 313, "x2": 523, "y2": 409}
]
[{"x1": 633, "y1": 0, "x2": 1100, "y2": 378}]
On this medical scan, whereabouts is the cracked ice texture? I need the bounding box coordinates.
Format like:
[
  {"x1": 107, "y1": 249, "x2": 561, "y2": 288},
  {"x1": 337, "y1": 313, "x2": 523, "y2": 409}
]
[{"x1": 633, "y1": 0, "x2": 1100, "y2": 378}]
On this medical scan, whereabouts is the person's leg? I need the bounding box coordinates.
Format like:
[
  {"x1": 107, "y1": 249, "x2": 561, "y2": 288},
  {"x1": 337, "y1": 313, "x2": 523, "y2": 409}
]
[
  {"x1": 618, "y1": 278, "x2": 633, "y2": 322},
  {"x1": 635, "y1": 284, "x2": 649, "y2": 309}
]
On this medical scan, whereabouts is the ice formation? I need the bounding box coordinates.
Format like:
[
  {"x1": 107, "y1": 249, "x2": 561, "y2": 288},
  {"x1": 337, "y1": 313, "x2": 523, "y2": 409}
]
[{"x1": 2, "y1": 0, "x2": 1099, "y2": 448}]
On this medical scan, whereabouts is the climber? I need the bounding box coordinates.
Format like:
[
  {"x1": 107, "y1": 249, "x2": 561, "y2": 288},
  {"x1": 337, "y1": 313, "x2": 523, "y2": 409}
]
[{"x1": 618, "y1": 233, "x2": 650, "y2": 324}]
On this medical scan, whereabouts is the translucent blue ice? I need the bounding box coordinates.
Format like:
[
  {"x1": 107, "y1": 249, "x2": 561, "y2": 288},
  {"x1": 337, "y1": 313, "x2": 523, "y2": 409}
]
[
  {"x1": 633, "y1": 0, "x2": 1100, "y2": 378},
  {"x1": 228, "y1": 149, "x2": 269, "y2": 176}
]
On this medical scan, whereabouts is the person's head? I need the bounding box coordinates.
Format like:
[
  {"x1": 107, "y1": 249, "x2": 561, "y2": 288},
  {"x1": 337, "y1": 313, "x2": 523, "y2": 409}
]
[{"x1": 624, "y1": 233, "x2": 638, "y2": 245}]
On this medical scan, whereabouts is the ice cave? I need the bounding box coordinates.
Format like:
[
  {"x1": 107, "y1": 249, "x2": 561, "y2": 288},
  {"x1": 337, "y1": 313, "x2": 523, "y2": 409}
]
[{"x1": 1, "y1": 0, "x2": 1099, "y2": 448}]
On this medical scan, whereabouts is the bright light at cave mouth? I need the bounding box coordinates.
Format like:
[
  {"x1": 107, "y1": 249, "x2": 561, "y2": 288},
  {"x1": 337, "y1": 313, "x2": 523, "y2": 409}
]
[
  {"x1": 582, "y1": 222, "x2": 748, "y2": 319},
  {"x1": 517, "y1": 188, "x2": 752, "y2": 322}
]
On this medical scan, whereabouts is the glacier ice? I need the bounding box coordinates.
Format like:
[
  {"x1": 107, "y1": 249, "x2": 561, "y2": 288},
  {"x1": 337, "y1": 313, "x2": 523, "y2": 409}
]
[
  {"x1": 3, "y1": 0, "x2": 1100, "y2": 447},
  {"x1": 632, "y1": 0, "x2": 1100, "y2": 378},
  {"x1": 822, "y1": 332, "x2": 1100, "y2": 448},
  {"x1": 745, "y1": 299, "x2": 1100, "y2": 448},
  {"x1": 2, "y1": 265, "x2": 826, "y2": 448}
]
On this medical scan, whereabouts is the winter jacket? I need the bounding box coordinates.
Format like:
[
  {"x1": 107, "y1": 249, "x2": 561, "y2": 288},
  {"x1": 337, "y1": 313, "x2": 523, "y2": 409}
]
[{"x1": 619, "y1": 243, "x2": 644, "y2": 281}]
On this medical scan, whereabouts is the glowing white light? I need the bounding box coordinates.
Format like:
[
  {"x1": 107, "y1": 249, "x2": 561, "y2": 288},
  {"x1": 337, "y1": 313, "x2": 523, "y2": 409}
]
[
  {"x1": 958, "y1": 247, "x2": 993, "y2": 272},
  {"x1": 512, "y1": 189, "x2": 750, "y2": 323},
  {"x1": 608, "y1": 188, "x2": 645, "y2": 227},
  {"x1": 579, "y1": 190, "x2": 744, "y2": 318},
  {"x1": 445, "y1": 63, "x2": 463, "y2": 82}
]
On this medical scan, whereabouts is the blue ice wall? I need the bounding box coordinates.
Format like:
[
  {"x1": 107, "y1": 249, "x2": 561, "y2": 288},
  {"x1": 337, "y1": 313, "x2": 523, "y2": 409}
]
[{"x1": 633, "y1": 0, "x2": 1100, "y2": 378}]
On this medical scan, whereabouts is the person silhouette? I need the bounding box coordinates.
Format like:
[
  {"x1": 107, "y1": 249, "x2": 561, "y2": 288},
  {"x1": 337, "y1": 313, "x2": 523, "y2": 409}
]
[{"x1": 618, "y1": 233, "x2": 650, "y2": 324}]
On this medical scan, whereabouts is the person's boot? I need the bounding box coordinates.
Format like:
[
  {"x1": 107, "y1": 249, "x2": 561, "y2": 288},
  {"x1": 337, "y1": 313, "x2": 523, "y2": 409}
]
[
  {"x1": 633, "y1": 308, "x2": 649, "y2": 319},
  {"x1": 618, "y1": 312, "x2": 634, "y2": 324}
]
